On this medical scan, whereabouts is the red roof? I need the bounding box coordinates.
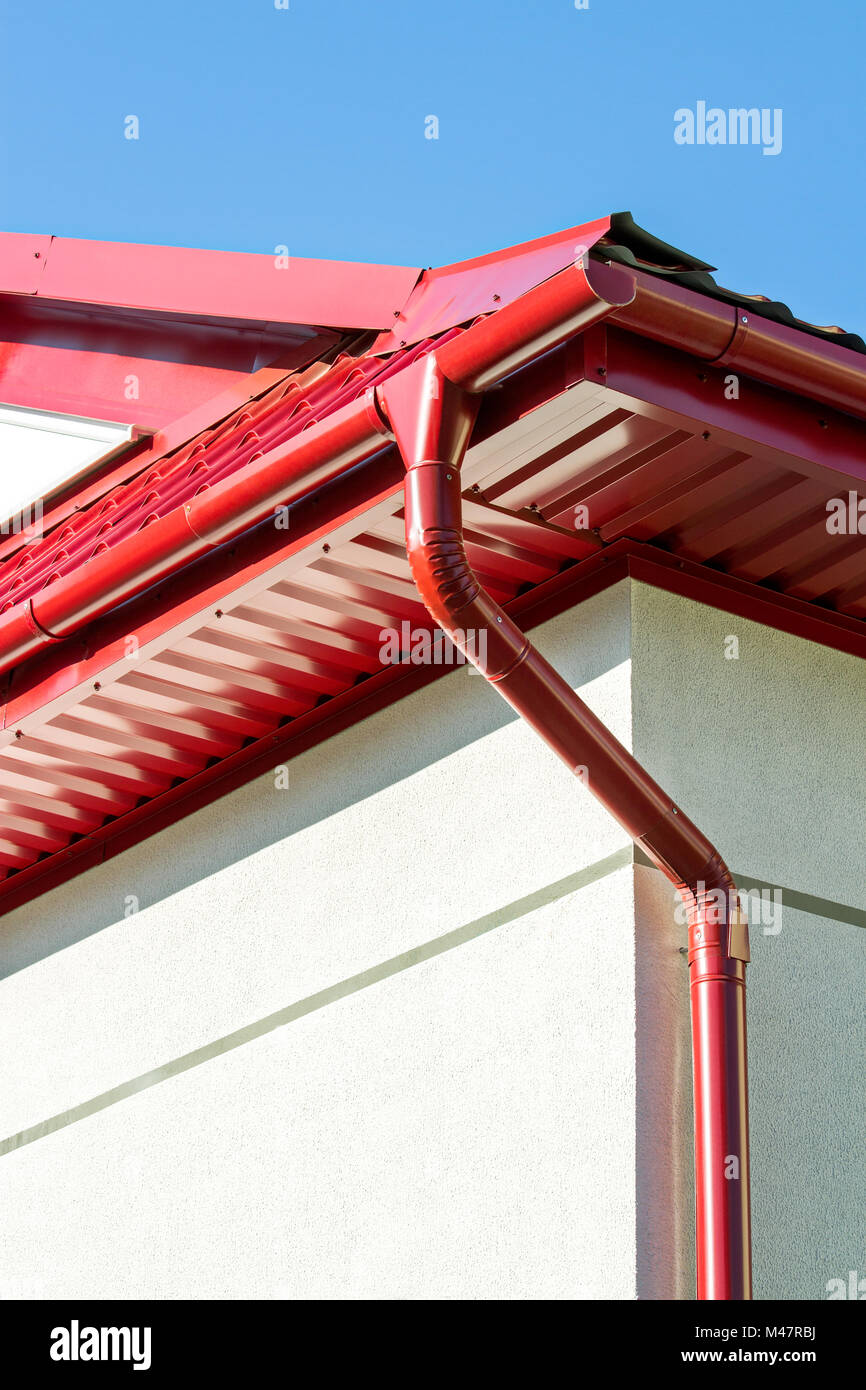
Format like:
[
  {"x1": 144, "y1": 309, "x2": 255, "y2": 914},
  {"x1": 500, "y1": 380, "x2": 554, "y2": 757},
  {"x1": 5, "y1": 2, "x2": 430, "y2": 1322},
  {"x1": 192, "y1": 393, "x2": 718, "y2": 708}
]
[{"x1": 0, "y1": 214, "x2": 864, "y2": 910}]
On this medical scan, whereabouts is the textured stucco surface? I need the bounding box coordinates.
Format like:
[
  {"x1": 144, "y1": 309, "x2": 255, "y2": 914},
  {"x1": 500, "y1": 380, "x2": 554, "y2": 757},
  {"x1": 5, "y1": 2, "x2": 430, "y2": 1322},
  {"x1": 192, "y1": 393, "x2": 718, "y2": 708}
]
[
  {"x1": 0, "y1": 585, "x2": 632, "y2": 1136},
  {"x1": 0, "y1": 585, "x2": 645, "y2": 1300},
  {"x1": 0, "y1": 577, "x2": 862, "y2": 1300},
  {"x1": 0, "y1": 870, "x2": 638, "y2": 1301},
  {"x1": 747, "y1": 905, "x2": 865, "y2": 1300},
  {"x1": 632, "y1": 864, "x2": 695, "y2": 1301},
  {"x1": 630, "y1": 582, "x2": 866, "y2": 1301},
  {"x1": 629, "y1": 581, "x2": 866, "y2": 909}
]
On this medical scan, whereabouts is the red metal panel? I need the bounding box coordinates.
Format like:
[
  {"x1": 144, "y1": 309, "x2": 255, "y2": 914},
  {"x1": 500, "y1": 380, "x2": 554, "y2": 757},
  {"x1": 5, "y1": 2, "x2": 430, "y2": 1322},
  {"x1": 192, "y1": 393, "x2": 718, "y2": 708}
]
[
  {"x1": 0, "y1": 537, "x2": 863, "y2": 909},
  {"x1": 0, "y1": 340, "x2": 448, "y2": 613},
  {"x1": 0, "y1": 294, "x2": 341, "y2": 430},
  {"x1": 483, "y1": 407, "x2": 649, "y2": 510},
  {"x1": 0, "y1": 365, "x2": 323, "y2": 568},
  {"x1": 0, "y1": 234, "x2": 54, "y2": 293},
  {"x1": 567, "y1": 441, "x2": 750, "y2": 535},
  {"x1": 659, "y1": 472, "x2": 812, "y2": 563},
  {"x1": 0, "y1": 234, "x2": 421, "y2": 331},
  {"x1": 372, "y1": 217, "x2": 611, "y2": 352},
  {"x1": 0, "y1": 339, "x2": 254, "y2": 430}
]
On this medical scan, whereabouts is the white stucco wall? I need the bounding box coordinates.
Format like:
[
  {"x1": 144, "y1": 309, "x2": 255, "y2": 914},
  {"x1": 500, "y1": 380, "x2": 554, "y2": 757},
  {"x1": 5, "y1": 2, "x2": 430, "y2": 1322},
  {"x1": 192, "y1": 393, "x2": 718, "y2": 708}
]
[
  {"x1": 629, "y1": 583, "x2": 866, "y2": 1302},
  {"x1": 0, "y1": 579, "x2": 861, "y2": 1299}
]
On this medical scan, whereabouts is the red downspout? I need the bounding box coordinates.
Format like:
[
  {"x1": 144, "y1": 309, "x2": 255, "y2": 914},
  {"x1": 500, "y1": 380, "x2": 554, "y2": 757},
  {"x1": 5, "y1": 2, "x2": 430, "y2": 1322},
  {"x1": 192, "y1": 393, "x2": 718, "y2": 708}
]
[{"x1": 377, "y1": 259, "x2": 753, "y2": 1300}]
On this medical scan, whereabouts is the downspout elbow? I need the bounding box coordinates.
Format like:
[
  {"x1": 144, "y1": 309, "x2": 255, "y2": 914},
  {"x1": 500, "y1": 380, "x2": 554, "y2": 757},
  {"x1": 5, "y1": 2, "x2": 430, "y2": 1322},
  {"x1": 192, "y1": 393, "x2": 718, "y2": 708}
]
[{"x1": 379, "y1": 283, "x2": 752, "y2": 1298}]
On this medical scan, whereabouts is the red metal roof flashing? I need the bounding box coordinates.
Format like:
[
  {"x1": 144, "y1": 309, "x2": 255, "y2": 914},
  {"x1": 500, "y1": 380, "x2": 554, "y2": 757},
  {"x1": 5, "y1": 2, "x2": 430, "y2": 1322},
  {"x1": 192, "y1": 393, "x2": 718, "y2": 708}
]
[{"x1": 0, "y1": 233, "x2": 421, "y2": 428}]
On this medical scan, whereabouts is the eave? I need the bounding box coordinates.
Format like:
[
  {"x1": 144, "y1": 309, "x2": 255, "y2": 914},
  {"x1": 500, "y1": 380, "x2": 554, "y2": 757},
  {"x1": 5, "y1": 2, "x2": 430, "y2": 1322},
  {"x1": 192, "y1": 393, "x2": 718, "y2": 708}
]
[{"x1": 0, "y1": 217, "x2": 864, "y2": 915}]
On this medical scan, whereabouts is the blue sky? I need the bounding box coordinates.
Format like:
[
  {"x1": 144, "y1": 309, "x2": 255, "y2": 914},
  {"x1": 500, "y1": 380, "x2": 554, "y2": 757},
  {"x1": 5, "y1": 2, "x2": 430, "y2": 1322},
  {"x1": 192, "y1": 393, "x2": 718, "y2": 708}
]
[{"x1": 1, "y1": 0, "x2": 864, "y2": 336}]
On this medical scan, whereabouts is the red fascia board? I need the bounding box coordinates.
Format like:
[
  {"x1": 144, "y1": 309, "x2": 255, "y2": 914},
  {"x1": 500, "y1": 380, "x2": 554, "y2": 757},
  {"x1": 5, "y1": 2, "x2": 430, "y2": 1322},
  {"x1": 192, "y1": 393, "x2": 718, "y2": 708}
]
[
  {"x1": 0, "y1": 233, "x2": 54, "y2": 292},
  {"x1": 373, "y1": 216, "x2": 612, "y2": 351},
  {"x1": 622, "y1": 543, "x2": 866, "y2": 661},
  {"x1": 0, "y1": 233, "x2": 422, "y2": 331},
  {"x1": 0, "y1": 339, "x2": 256, "y2": 432}
]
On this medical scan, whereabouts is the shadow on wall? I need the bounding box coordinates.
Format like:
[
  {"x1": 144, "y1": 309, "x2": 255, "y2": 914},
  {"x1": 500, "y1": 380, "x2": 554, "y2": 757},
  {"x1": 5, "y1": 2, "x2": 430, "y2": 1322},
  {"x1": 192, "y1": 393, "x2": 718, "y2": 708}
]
[{"x1": 633, "y1": 864, "x2": 695, "y2": 1301}]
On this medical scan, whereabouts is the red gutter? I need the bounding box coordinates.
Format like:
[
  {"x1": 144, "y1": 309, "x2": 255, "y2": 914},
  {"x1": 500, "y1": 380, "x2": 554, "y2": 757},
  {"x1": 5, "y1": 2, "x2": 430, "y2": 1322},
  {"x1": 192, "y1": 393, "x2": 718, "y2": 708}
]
[
  {"x1": 5, "y1": 261, "x2": 865, "y2": 684},
  {"x1": 614, "y1": 269, "x2": 866, "y2": 422},
  {"x1": 376, "y1": 259, "x2": 753, "y2": 1300}
]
